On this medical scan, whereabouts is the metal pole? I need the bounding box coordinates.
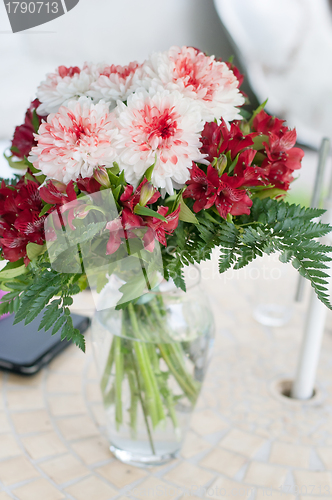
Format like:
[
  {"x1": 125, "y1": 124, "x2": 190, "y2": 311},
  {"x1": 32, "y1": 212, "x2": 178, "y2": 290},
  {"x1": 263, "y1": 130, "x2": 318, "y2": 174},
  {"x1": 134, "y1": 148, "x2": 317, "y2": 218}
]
[{"x1": 291, "y1": 139, "x2": 331, "y2": 400}]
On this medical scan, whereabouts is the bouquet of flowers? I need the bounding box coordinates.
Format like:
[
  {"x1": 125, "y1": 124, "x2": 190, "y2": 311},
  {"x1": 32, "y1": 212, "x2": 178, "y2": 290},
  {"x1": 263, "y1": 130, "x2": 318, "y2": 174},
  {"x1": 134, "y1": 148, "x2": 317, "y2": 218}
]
[{"x1": 1, "y1": 46, "x2": 331, "y2": 461}]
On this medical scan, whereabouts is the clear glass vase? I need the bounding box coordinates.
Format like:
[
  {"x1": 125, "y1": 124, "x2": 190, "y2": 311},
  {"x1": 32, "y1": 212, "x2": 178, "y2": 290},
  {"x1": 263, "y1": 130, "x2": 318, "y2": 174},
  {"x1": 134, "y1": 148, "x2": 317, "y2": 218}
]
[{"x1": 91, "y1": 268, "x2": 214, "y2": 466}]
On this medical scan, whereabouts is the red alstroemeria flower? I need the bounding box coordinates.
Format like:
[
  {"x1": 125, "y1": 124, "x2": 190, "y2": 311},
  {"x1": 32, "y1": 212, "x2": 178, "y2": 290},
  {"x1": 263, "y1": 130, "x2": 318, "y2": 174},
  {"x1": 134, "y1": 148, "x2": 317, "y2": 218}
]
[
  {"x1": 15, "y1": 179, "x2": 45, "y2": 212},
  {"x1": 264, "y1": 131, "x2": 304, "y2": 172},
  {"x1": 11, "y1": 99, "x2": 46, "y2": 160},
  {"x1": 40, "y1": 180, "x2": 80, "y2": 232},
  {"x1": 143, "y1": 206, "x2": 181, "y2": 251},
  {"x1": 39, "y1": 180, "x2": 76, "y2": 207},
  {"x1": 106, "y1": 208, "x2": 144, "y2": 255},
  {"x1": 252, "y1": 110, "x2": 304, "y2": 190},
  {"x1": 234, "y1": 149, "x2": 268, "y2": 187},
  {"x1": 106, "y1": 181, "x2": 179, "y2": 255},
  {"x1": 215, "y1": 174, "x2": 252, "y2": 219},
  {"x1": 0, "y1": 179, "x2": 45, "y2": 264},
  {"x1": 120, "y1": 179, "x2": 160, "y2": 211},
  {"x1": 183, "y1": 164, "x2": 252, "y2": 219},
  {"x1": 183, "y1": 163, "x2": 218, "y2": 212},
  {"x1": 253, "y1": 109, "x2": 288, "y2": 137},
  {"x1": 76, "y1": 176, "x2": 102, "y2": 194},
  {"x1": 14, "y1": 210, "x2": 46, "y2": 245},
  {"x1": 200, "y1": 120, "x2": 256, "y2": 163}
]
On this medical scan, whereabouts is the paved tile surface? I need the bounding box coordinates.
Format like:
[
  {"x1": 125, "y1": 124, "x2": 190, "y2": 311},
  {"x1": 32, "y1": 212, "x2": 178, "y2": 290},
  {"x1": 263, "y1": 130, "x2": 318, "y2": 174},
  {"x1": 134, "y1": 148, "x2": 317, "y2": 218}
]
[{"x1": 0, "y1": 255, "x2": 332, "y2": 499}]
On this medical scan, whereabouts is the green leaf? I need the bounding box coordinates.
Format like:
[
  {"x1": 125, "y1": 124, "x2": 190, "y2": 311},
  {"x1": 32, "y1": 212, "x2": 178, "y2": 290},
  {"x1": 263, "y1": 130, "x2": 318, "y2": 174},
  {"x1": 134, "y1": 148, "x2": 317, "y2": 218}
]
[
  {"x1": 178, "y1": 198, "x2": 199, "y2": 224},
  {"x1": 134, "y1": 205, "x2": 167, "y2": 221},
  {"x1": 3, "y1": 151, "x2": 26, "y2": 170},
  {"x1": 228, "y1": 153, "x2": 240, "y2": 174},
  {"x1": 111, "y1": 162, "x2": 120, "y2": 175},
  {"x1": 26, "y1": 243, "x2": 46, "y2": 261},
  {"x1": 118, "y1": 170, "x2": 126, "y2": 186},
  {"x1": 249, "y1": 99, "x2": 268, "y2": 126},
  {"x1": 0, "y1": 260, "x2": 27, "y2": 280},
  {"x1": 39, "y1": 204, "x2": 52, "y2": 217},
  {"x1": 38, "y1": 299, "x2": 62, "y2": 331},
  {"x1": 226, "y1": 198, "x2": 332, "y2": 309},
  {"x1": 61, "y1": 316, "x2": 85, "y2": 351},
  {"x1": 112, "y1": 184, "x2": 122, "y2": 202},
  {"x1": 251, "y1": 134, "x2": 269, "y2": 151},
  {"x1": 254, "y1": 188, "x2": 287, "y2": 200},
  {"x1": 62, "y1": 297, "x2": 73, "y2": 306},
  {"x1": 0, "y1": 301, "x2": 10, "y2": 316},
  {"x1": 239, "y1": 109, "x2": 251, "y2": 120},
  {"x1": 65, "y1": 221, "x2": 107, "y2": 247},
  {"x1": 144, "y1": 154, "x2": 157, "y2": 181},
  {"x1": 10, "y1": 146, "x2": 20, "y2": 155},
  {"x1": 96, "y1": 273, "x2": 109, "y2": 293},
  {"x1": 108, "y1": 170, "x2": 120, "y2": 186},
  {"x1": 32, "y1": 109, "x2": 40, "y2": 133},
  {"x1": 52, "y1": 315, "x2": 67, "y2": 335},
  {"x1": 173, "y1": 268, "x2": 186, "y2": 292},
  {"x1": 118, "y1": 274, "x2": 148, "y2": 305}
]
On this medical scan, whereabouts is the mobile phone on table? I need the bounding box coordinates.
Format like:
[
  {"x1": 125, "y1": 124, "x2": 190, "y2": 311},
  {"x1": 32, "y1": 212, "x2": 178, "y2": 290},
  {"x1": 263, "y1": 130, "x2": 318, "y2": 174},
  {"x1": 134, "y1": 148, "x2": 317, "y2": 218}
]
[{"x1": 0, "y1": 311, "x2": 90, "y2": 375}]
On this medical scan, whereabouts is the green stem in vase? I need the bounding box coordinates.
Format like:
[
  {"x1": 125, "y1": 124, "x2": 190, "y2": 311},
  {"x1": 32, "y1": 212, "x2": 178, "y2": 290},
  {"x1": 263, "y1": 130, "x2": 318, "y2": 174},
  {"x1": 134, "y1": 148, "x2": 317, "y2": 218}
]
[
  {"x1": 100, "y1": 339, "x2": 115, "y2": 396},
  {"x1": 128, "y1": 302, "x2": 162, "y2": 427},
  {"x1": 157, "y1": 343, "x2": 197, "y2": 404},
  {"x1": 138, "y1": 324, "x2": 166, "y2": 423},
  {"x1": 129, "y1": 346, "x2": 156, "y2": 455},
  {"x1": 145, "y1": 300, "x2": 200, "y2": 403},
  {"x1": 127, "y1": 367, "x2": 138, "y2": 438},
  {"x1": 146, "y1": 343, "x2": 180, "y2": 434},
  {"x1": 114, "y1": 335, "x2": 124, "y2": 429},
  {"x1": 103, "y1": 383, "x2": 115, "y2": 407}
]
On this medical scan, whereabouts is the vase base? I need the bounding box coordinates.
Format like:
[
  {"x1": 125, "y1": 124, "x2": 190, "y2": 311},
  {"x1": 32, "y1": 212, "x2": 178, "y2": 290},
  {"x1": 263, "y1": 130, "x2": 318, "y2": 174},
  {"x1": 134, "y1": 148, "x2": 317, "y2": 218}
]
[{"x1": 110, "y1": 444, "x2": 180, "y2": 467}]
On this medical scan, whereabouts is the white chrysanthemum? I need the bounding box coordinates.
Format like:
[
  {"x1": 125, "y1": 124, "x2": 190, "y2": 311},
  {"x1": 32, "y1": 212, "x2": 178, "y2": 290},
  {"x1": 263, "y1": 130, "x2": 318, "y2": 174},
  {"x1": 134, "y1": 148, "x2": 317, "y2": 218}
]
[
  {"x1": 143, "y1": 46, "x2": 245, "y2": 122},
  {"x1": 88, "y1": 62, "x2": 147, "y2": 105},
  {"x1": 115, "y1": 89, "x2": 207, "y2": 194},
  {"x1": 36, "y1": 63, "x2": 109, "y2": 116},
  {"x1": 29, "y1": 97, "x2": 118, "y2": 184}
]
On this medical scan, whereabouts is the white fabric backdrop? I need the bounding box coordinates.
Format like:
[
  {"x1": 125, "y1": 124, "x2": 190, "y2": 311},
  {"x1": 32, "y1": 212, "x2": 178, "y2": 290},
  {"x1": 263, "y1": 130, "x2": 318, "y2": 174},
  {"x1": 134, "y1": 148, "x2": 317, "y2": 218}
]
[{"x1": 0, "y1": 0, "x2": 228, "y2": 141}]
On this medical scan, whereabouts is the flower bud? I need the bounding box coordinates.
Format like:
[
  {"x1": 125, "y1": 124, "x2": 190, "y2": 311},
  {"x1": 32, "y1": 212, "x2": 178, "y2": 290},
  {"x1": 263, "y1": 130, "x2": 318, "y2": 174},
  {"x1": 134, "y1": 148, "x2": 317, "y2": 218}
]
[
  {"x1": 52, "y1": 180, "x2": 67, "y2": 193},
  {"x1": 240, "y1": 121, "x2": 251, "y2": 135},
  {"x1": 93, "y1": 167, "x2": 111, "y2": 188},
  {"x1": 139, "y1": 182, "x2": 156, "y2": 206},
  {"x1": 215, "y1": 154, "x2": 227, "y2": 176},
  {"x1": 74, "y1": 204, "x2": 89, "y2": 219}
]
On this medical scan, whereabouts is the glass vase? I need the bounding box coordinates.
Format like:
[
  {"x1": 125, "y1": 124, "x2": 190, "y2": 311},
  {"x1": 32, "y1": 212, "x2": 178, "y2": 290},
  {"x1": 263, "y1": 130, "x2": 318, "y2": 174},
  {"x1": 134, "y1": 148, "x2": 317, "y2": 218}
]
[{"x1": 91, "y1": 269, "x2": 214, "y2": 466}]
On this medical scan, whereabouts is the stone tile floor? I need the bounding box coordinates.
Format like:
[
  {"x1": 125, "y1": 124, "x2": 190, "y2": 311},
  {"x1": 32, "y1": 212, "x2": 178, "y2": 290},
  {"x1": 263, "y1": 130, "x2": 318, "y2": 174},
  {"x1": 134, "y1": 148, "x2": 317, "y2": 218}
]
[{"x1": 1, "y1": 255, "x2": 332, "y2": 500}]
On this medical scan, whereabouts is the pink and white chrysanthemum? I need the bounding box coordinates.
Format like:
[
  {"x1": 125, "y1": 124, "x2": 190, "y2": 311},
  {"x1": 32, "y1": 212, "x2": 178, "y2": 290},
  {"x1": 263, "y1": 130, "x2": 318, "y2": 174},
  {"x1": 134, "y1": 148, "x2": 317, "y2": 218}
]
[
  {"x1": 29, "y1": 97, "x2": 118, "y2": 184},
  {"x1": 36, "y1": 63, "x2": 109, "y2": 116},
  {"x1": 89, "y1": 62, "x2": 147, "y2": 105},
  {"x1": 115, "y1": 89, "x2": 207, "y2": 194},
  {"x1": 143, "y1": 46, "x2": 245, "y2": 122}
]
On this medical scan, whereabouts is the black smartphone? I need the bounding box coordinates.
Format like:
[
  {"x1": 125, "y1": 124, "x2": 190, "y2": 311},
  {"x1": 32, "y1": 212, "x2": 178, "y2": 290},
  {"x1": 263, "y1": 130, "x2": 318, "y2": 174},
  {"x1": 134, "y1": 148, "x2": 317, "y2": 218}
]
[{"x1": 0, "y1": 312, "x2": 90, "y2": 375}]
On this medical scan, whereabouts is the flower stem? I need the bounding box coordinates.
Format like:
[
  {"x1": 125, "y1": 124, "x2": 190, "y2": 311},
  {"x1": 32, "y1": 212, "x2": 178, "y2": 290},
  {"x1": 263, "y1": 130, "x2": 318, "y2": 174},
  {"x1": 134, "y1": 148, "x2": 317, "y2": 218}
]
[
  {"x1": 128, "y1": 302, "x2": 162, "y2": 427},
  {"x1": 129, "y1": 347, "x2": 156, "y2": 455},
  {"x1": 146, "y1": 343, "x2": 179, "y2": 433},
  {"x1": 114, "y1": 336, "x2": 123, "y2": 429},
  {"x1": 158, "y1": 343, "x2": 198, "y2": 404},
  {"x1": 100, "y1": 339, "x2": 115, "y2": 396},
  {"x1": 127, "y1": 368, "x2": 138, "y2": 438}
]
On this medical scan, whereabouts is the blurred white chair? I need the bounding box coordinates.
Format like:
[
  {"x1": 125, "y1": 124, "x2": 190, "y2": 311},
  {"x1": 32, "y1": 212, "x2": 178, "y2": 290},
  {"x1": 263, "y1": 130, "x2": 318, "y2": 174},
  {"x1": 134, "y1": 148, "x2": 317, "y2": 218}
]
[{"x1": 214, "y1": 0, "x2": 332, "y2": 148}]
